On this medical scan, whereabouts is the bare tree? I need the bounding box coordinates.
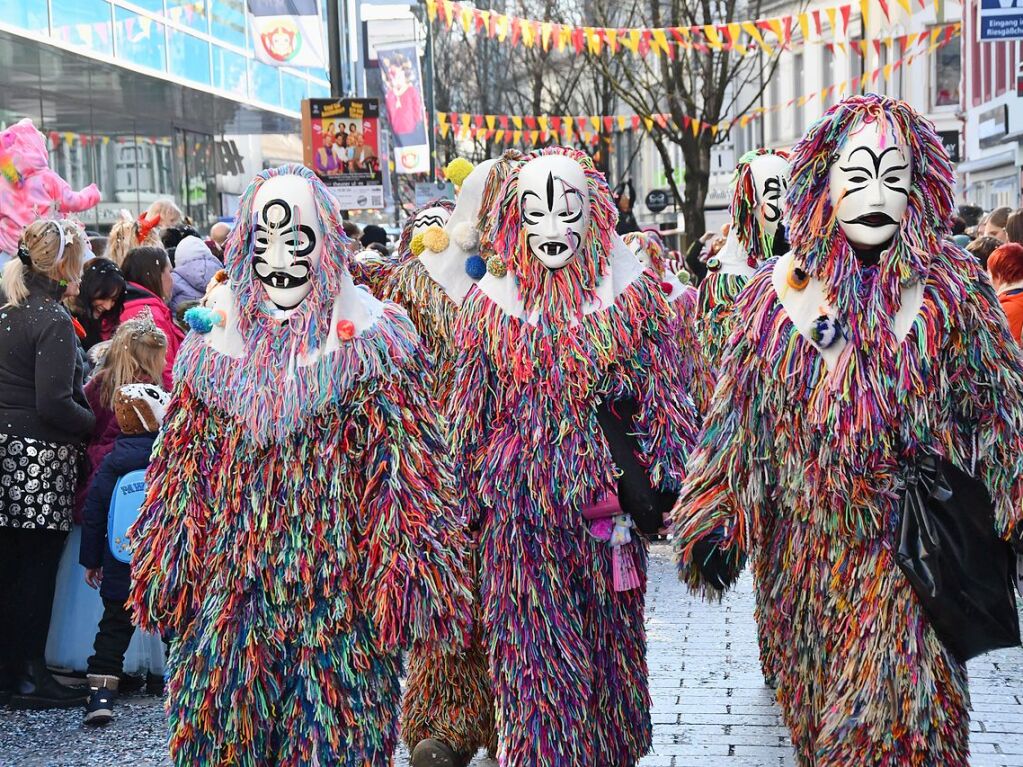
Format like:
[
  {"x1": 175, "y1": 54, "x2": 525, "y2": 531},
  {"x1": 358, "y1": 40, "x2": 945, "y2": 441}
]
[{"x1": 588, "y1": 0, "x2": 785, "y2": 243}]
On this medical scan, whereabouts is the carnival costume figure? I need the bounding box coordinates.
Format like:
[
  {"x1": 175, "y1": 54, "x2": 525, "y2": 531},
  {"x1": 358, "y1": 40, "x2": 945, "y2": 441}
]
[
  {"x1": 129, "y1": 164, "x2": 473, "y2": 767},
  {"x1": 451, "y1": 147, "x2": 699, "y2": 766},
  {"x1": 697, "y1": 148, "x2": 789, "y2": 372},
  {"x1": 672, "y1": 95, "x2": 1023, "y2": 766}
]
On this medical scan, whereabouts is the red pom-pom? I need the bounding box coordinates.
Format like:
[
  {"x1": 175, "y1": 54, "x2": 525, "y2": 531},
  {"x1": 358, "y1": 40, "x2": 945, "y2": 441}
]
[
  {"x1": 746, "y1": 256, "x2": 758, "y2": 268},
  {"x1": 659, "y1": 281, "x2": 673, "y2": 294},
  {"x1": 336, "y1": 319, "x2": 356, "y2": 341}
]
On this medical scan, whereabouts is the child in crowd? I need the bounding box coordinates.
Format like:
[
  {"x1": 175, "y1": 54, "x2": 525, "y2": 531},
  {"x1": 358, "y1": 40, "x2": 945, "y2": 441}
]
[{"x1": 80, "y1": 384, "x2": 170, "y2": 726}]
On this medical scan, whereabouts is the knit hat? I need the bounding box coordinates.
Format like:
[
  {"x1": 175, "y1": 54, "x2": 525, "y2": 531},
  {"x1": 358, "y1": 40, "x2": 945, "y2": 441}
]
[
  {"x1": 360, "y1": 224, "x2": 389, "y2": 248},
  {"x1": 113, "y1": 383, "x2": 171, "y2": 435}
]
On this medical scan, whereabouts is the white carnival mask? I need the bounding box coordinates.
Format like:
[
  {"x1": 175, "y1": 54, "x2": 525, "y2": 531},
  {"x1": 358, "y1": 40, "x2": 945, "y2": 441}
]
[
  {"x1": 749, "y1": 154, "x2": 790, "y2": 240},
  {"x1": 412, "y1": 205, "x2": 451, "y2": 237},
  {"x1": 828, "y1": 121, "x2": 912, "y2": 250},
  {"x1": 626, "y1": 235, "x2": 651, "y2": 269},
  {"x1": 518, "y1": 154, "x2": 590, "y2": 270},
  {"x1": 251, "y1": 174, "x2": 323, "y2": 309}
]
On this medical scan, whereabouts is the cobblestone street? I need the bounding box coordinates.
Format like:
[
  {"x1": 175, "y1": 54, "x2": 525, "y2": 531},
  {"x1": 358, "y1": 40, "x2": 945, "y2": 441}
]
[{"x1": 2, "y1": 543, "x2": 1023, "y2": 766}]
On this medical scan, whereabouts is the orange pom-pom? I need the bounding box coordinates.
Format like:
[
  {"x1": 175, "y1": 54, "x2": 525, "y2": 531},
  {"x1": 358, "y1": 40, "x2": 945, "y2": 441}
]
[{"x1": 336, "y1": 319, "x2": 356, "y2": 341}]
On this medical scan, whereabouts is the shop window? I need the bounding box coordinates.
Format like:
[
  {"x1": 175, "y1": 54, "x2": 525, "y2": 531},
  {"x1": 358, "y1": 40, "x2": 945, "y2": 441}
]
[
  {"x1": 50, "y1": 0, "x2": 114, "y2": 56},
  {"x1": 213, "y1": 45, "x2": 248, "y2": 95},
  {"x1": 132, "y1": 0, "x2": 167, "y2": 12},
  {"x1": 166, "y1": 0, "x2": 210, "y2": 33},
  {"x1": 931, "y1": 33, "x2": 960, "y2": 110},
  {"x1": 168, "y1": 27, "x2": 211, "y2": 85},
  {"x1": 250, "y1": 59, "x2": 282, "y2": 106},
  {"x1": 281, "y1": 73, "x2": 309, "y2": 112},
  {"x1": 210, "y1": 0, "x2": 247, "y2": 47},
  {"x1": 114, "y1": 8, "x2": 167, "y2": 72}
]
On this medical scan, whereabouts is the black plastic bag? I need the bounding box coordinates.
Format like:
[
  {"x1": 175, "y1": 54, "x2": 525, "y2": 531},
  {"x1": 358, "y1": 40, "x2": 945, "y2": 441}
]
[
  {"x1": 594, "y1": 397, "x2": 678, "y2": 537},
  {"x1": 897, "y1": 455, "x2": 1020, "y2": 663}
]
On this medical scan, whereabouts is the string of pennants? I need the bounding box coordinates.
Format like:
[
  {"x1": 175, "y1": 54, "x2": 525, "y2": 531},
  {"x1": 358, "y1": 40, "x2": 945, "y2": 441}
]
[
  {"x1": 48, "y1": 1, "x2": 206, "y2": 49},
  {"x1": 426, "y1": 0, "x2": 943, "y2": 56},
  {"x1": 436, "y1": 24, "x2": 959, "y2": 145}
]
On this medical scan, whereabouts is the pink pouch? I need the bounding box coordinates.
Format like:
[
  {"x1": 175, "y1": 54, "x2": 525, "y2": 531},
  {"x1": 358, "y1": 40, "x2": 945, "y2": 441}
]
[{"x1": 581, "y1": 493, "x2": 621, "y2": 521}]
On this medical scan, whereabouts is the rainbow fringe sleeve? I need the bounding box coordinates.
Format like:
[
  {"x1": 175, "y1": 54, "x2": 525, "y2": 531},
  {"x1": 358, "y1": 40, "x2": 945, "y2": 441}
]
[
  {"x1": 128, "y1": 385, "x2": 214, "y2": 635},
  {"x1": 358, "y1": 363, "x2": 474, "y2": 655}
]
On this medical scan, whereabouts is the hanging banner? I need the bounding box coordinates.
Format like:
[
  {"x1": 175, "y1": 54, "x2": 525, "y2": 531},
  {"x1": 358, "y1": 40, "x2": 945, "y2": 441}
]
[
  {"x1": 377, "y1": 41, "x2": 431, "y2": 175},
  {"x1": 978, "y1": 0, "x2": 1023, "y2": 40},
  {"x1": 247, "y1": 0, "x2": 326, "y2": 68},
  {"x1": 302, "y1": 98, "x2": 385, "y2": 210}
]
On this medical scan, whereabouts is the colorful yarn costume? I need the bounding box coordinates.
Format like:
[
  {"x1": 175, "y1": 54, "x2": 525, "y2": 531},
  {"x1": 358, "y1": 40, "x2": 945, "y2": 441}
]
[
  {"x1": 671, "y1": 95, "x2": 1023, "y2": 766},
  {"x1": 128, "y1": 164, "x2": 473, "y2": 767},
  {"x1": 451, "y1": 147, "x2": 699, "y2": 766},
  {"x1": 696, "y1": 148, "x2": 790, "y2": 373},
  {"x1": 624, "y1": 231, "x2": 712, "y2": 415},
  {"x1": 389, "y1": 162, "x2": 515, "y2": 762},
  {"x1": 396, "y1": 198, "x2": 456, "y2": 264}
]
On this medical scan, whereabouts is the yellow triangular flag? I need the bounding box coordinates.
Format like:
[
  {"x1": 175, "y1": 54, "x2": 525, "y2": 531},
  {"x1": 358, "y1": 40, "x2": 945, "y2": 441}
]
[
  {"x1": 512, "y1": 116, "x2": 523, "y2": 130},
  {"x1": 859, "y1": 0, "x2": 870, "y2": 29},
  {"x1": 741, "y1": 21, "x2": 769, "y2": 52},
  {"x1": 652, "y1": 28, "x2": 670, "y2": 55},
  {"x1": 798, "y1": 13, "x2": 810, "y2": 41},
  {"x1": 460, "y1": 7, "x2": 473, "y2": 34},
  {"x1": 617, "y1": 115, "x2": 627, "y2": 130},
  {"x1": 895, "y1": 0, "x2": 911, "y2": 14},
  {"x1": 606, "y1": 28, "x2": 618, "y2": 52},
  {"x1": 537, "y1": 116, "x2": 549, "y2": 132},
  {"x1": 512, "y1": 130, "x2": 522, "y2": 143},
  {"x1": 541, "y1": 21, "x2": 553, "y2": 50},
  {"x1": 691, "y1": 119, "x2": 701, "y2": 137},
  {"x1": 486, "y1": 115, "x2": 496, "y2": 130},
  {"x1": 825, "y1": 7, "x2": 838, "y2": 36},
  {"x1": 703, "y1": 25, "x2": 723, "y2": 49},
  {"x1": 426, "y1": 0, "x2": 437, "y2": 23},
  {"x1": 883, "y1": 63, "x2": 893, "y2": 81},
  {"x1": 586, "y1": 28, "x2": 601, "y2": 54},
  {"x1": 522, "y1": 20, "x2": 536, "y2": 48},
  {"x1": 495, "y1": 129, "x2": 505, "y2": 142},
  {"x1": 495, "y1": 14, "x2": 509, "y2": 42}
]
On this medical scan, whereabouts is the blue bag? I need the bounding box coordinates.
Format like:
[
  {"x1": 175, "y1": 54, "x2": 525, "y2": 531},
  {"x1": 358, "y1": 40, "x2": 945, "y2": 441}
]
[{"x1": 107, "y1": 469, "x2": 148, "y2": 565}]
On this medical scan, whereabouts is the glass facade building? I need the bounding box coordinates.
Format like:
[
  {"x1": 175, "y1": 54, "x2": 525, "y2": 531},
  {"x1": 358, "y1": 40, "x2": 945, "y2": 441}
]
[{"x1": 0, "y1": 1, "x2": 330, "y2": 229}]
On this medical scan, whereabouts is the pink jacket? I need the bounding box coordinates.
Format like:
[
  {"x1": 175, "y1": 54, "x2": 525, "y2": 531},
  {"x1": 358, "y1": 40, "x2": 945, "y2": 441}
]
[{"x1": 120, "y1": 283, "x2": 184, "y2": 390}]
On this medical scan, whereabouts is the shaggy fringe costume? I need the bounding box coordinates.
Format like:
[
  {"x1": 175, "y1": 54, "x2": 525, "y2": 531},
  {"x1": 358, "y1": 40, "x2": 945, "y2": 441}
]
[
  {"x1": 671, "y1": 96, "x2": 1023, "y2": 766},
  {"x1": 128, "y1": 164, "x2": 473, "y2": 767},
  {"x1": 696, "y1": 148, "x2": 789, "y2": 374},
  {"x1": 452, "y1": 148, "x2": 699, "y2": 766},
  {"x1": 624, "y1": 231, "x2": 712, "y2": 414}
]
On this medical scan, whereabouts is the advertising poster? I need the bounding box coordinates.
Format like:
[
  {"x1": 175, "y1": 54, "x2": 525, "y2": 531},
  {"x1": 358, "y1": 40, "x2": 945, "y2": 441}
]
[
  {"x1": 247, "y1": 0, "x2": 327, "y2": 68},
  {"x1": 302, "y1": 98, "x2": 385, "y2": 210},
  {"x1": 377, "y1": 41, "x2": 430, "y2": 175}
]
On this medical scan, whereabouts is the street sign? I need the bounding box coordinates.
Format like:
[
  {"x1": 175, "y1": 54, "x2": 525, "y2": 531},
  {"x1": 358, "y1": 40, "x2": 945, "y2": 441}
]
[
  {"x1": 646, "y1": 189, "x2": 670, "y2": 213},
  {"x1": 938, "y1": 130, "x2": 961, "y2": 164},
  {"x1": 979, "y1": 0, "x2": 1023, "y2": 41},
  {"x1": 414, "y1": 181, "x2": 454, "y2": 206}
]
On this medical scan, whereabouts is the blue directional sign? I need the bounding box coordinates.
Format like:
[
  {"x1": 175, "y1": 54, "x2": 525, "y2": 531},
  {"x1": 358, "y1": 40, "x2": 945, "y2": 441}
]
[{"x1": 979, "y1": 0, "x2": 1023, "y2": 41}]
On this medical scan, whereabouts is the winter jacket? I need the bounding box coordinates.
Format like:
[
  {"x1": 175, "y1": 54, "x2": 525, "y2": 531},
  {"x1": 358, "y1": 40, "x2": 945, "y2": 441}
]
[
  {"x1": 80, "y1": 432, "x2": 156, "y2": 603},
  {"x1": 999, "y1": 288, "x2": 1023, "y2": 345},
  {"x1": 170, "y1": 236, "x2": 221, "y2": 313},
  {"x1": 120, "y1": 283, "x2": 184, "y2": 390},
  {"x1": 0, "y1": 271, "x2": 94, "y2": 443}
]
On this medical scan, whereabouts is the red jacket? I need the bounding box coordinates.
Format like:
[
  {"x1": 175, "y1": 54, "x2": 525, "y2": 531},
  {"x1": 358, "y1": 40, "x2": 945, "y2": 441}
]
[
  {"x1": 999, "y1": 289, "x2": 1023, "y2": 345},
  {"x1": 120, "y1": 283, "x2": 184, "y2": 390}
]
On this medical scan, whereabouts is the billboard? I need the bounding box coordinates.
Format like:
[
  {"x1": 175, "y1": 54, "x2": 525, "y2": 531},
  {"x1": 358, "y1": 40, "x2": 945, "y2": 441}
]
[
  {"x1": 979, "y1": 0, "x2": 1023, "y2": 41},
  {"x1": 302, "y1": 98, "x2": 385, "y2": 210},
  {"x1": 377, "y1": 41, "x2": 430, "y2": 175},
  {"x1": 247, "y1": 0, "x2": 327, "y2": 68}
]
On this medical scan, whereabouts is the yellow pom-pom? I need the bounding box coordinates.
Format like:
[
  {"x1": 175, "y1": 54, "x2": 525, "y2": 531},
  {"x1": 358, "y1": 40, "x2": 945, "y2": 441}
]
[
  {"x1": 421, "y1": 226, "x2": 450, "y2": 253},
  {"x1": 410, "y1": 232, "x2": 427, "y2": 256},
  {"x1": 445, "y1": 157, "x2": 474, "y2": 188}
]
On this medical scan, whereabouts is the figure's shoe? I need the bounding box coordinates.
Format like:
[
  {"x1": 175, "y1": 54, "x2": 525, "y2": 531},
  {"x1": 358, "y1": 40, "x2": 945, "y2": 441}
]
[
  {"x1": 9, "y1": 659, "x2": 87, "y2": 710},
  {"x1": 411, "y1": 738, "x2": 475, "y2": 767},
  {"x1": 145, "y1": 672, "x2": 164, "y2": 697},
  {"x1": 83, "y1": 674, "x2": 119, "y2": 726}
]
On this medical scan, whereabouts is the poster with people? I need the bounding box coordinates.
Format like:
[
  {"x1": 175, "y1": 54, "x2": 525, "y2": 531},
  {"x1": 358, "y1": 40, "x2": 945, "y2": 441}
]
[
  {"x1": 377, "y1": 41, "x2": 430, "y2": 175},
  {"x1": 301, "y1": 98, "x2": 385, "y2": 210}
]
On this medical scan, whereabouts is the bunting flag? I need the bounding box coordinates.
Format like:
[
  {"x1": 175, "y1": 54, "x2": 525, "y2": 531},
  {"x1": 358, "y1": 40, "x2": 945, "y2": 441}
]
[
  {"x1": 426, "y1": 0, "x2": 946, "y2": 57},
  {"x1": 433, "y1": 24, "x2": 958, "y2": 145}
]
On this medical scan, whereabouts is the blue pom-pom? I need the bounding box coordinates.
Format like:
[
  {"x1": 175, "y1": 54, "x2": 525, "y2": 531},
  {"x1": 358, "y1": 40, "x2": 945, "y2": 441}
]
[
  {"x1": 465, "y1": 254, "x2": 487, "y2": 280},
  {"x1": 184, "y1": 306, "x2": 215, "y2": 334},
  {"x1": 810, "y1": 314, "x2": 843, "y2": 348}
]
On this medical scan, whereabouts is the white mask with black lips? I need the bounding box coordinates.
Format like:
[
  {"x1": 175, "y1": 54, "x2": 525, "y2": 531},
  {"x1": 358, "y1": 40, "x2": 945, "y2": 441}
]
[
  {"x1": 250, "y1": 175, "x2": 324, "y2": 310},
  {"x1": 411, "y1": 206, "x2": 451, "y2": 238},
  {"x1": 518, "y1": 155, "x2": 590, "y2": 270},
  {"x1": 828, "y1": 121, "x2": 912, "y2": 250},
  {"x1": 749, "y1": 154, "x2": 790, "y2": 242}
]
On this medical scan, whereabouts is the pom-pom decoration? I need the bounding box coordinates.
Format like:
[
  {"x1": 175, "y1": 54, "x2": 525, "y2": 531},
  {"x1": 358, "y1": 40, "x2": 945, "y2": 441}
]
[
  {"x1": 445, "y1": 157, "x2": 474, "y2": 188},
  {"x1": 810, "y1": 313, "x2": 843, "y2": 348},
  {"x1": 336, "y1": 319, "x2": 356, "y2": 341},
  {"x1": 786, "y1": 264, "x2": 810, "y2": 290},
  {"x1": 421, "y1": 227, "x2": 449, "y2": 254},
  {"x1": 465, "y1": 255, "x2": 487, "y2": 279},
  {"x1": 184, "y1": 306, "x2": 223, "y2": 334},
  {"x1": 659, "y1": 281, "x2": 673, "y2": 294},
  {"x1": 451, "y1": 221, "x2": 479, "y2": 251},
  {"x1": 676, "y1": 270, "x2": 691, "y2": 285},
  {"x1": 486, "y1": 255, "x2": 508, "y2": 278},
  {"x1": 707, "y1": 257, "x2": 721, "y2": 272},
  {"x1": 409, "y1": 232, "x2": 427, "y2": 257}
]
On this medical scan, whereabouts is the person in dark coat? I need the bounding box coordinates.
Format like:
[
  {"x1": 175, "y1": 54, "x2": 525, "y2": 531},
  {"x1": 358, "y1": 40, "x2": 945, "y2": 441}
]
[
  {"x1": 80, "y1": 383, "x2": 169, "y2": 726},
  {"x1": 71, "y1": 258, "x2": 126, "y2": 352},
  {"x1": 0, "y1": 219, "x2": 94, "y2": 709},
  {"x1": 613, "y1": 179, "x2": 640, "y2": 235}
]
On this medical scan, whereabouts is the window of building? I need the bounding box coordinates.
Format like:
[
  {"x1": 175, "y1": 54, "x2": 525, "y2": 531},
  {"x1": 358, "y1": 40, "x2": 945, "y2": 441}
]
[
  {"x1": 250, "y1": 59, "x2": 282, "y2": 106},
  {"x1": 212, "y1": 46, "x2": 248, "y2": 96},
  {"x1": 821, "y1": 45, "x2": 836, "y2": 109},
  {"x1": 931, "y1": 33, "x2": 960, "y2": 110},
  {"x1": 768, "y1": 71, "x2": 781, "y2": 144},
  {"x1": 281, "y1": 73, "x2": 310, "y2": 112},
  {"x1": 9, "y1": 2, "x2": 49, "y2": 33},
  {"x1": 166, "y1": 0, "x2": 210, "y2": 34},
  {"x1": 792, "y1": 52, "x2": 804, "y2": 139},
  {"x1": 210, "y1": 0, "x2": 247, "y2": 48},
  {"x1": 50, "y1": 0, "x2": 114, "y2": 55},
  {"x1": 114, "y1": 8, "x2": 167, "y2": 72},
  {"x1": 168, "y1": 27, "x2": 211, "y2": 85}
]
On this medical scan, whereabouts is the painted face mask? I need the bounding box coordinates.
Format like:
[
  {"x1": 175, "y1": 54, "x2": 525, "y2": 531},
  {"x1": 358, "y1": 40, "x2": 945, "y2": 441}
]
[
  {"x1": 251, "y1": 174, "x2": 323, "y2": 309},
  {"x1": 829, "y1": 120, "x2": 912, "y2": 250},
  {"x1": 750, "y1": 154, "x2": 790, "y2": 241},
  {"x1": 411, "y1": 205, "x2": 451, "y2": 237},
  {"x1": 518, "y1": 154, "x2": 590, "y2": 270}
]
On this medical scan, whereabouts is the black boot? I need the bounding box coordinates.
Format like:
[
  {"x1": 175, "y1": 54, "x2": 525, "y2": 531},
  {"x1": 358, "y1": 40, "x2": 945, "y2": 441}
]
[
  {"x1": 411, "y1": 739, "x2": 475, "y2": 767},
  {"x1": 9, "y1": 659, "x2": 86, "y2": 710}
]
